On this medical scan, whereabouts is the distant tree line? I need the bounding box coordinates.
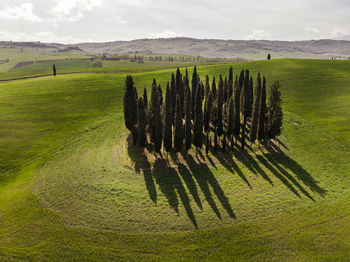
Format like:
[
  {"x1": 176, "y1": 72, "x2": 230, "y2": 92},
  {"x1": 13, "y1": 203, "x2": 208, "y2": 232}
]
[{"x1": 123, "y1": 66, "x2": 283, "y2": 159}]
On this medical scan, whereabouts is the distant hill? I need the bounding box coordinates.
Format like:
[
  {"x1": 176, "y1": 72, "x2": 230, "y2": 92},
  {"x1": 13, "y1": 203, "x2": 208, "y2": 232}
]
[
  {"x1": 1, "y1": 38, "x2": 350, "y2": 60},
  {"x1": 74, "y1": 38, "x2": 350, "y2": 60}
]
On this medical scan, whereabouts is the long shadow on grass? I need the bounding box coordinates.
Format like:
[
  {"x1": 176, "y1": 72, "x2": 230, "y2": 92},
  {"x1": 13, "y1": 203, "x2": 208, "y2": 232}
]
[
  {"x1": 127, "y1": 139, "x2": 157, "y2": 204},
  {"x1": 153, "y1": 158, "x2": 198, "y2": 228}
]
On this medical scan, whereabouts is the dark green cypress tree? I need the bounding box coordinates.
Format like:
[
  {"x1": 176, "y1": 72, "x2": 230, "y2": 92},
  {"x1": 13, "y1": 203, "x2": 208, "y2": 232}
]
[
  {"x1": 191, "y1": 66, "x2": 198, "y2": 119},
  {"x1": 229, "y1": 67, "x2": 233, "y2": 83},
  {"x1": 204, "y1": 91, "x2": 213, "y2": 133},
  {"x1": 193, "y1": 86, "x2": 203, "y2": 153},
  {"x1": 164, "y1": 85, "x2": 172, "y2": 157},
  {"x1": 205, "y1": 133, "x2": 209, "y2": 155},
  {"x1": 227, "y1": 96, "x2": 235, "y2": 148},
  {"x1": 174, "y1": 95, "x2": 183, "y2": 154},
  {"x1": 250, "y1": 73, "x2": 261, "y2": 145},
  {"x1": 170, "y1": 73, "x2": 176, "y2": 123},
  {"x1": 184, "y1": 88, "x2": 192, "y2": 156},
  {"x1": 258, "y1": 77, "x2": 267, "y2": 142},
  {"x1": 143, "y1": 87, "x2": 148, "y2": 110},
  {"x1": 238, "y1": 69, "x2": 245, "y2": 90},
  {"x1": 176, "y1": 68, "x2": 184, "y2": 112},
  {"x1": 267, "y1": 81, "x2": 283, "y2": 143},
  {"x1": 241, "y1": 70, "x2": 251, "y2": 149},
  {"x1": 233, "y1": 76, "x2": 241, "y2": 142},
  {"x1": 205, "y1": 75, "x2": 210, "y2": 97},
  {"x1": 123, "y1": 75, "x2": 138, "y2": 134},
  {"x1": 154, "y1": 95, "x2": 163, "y2": 156},
  {"x1": 147, "y1": 83, "x2": 158, "y2": 143},
  {"x1": 217, "y1": 75, "x2": 224, "y2": 138},
  {"x1": 137, "y1": 98, "x2": 146, "y2": 148},
  {"x1": 157, "y1": 85, "x2": 163, "y2": 106},
  {"x1": 248, "y1": 76, "x2": 254, "y2": 117},
  {"x1": 212, "y1": 76, "x2": 217, "y2": 98},
  {"x1": 224, "y1": 77, "x2": 228, "y2": 103}
]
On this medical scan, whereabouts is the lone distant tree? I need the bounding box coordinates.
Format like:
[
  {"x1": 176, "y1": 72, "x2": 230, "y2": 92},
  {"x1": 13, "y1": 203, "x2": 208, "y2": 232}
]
[
  {"x1": 163, "y1": 85, "x2": 172, "y2": 159},
  {"x1": 123, "y1": 75, "x2": 138, "y2": 145},
  {"x1": 250, "y1": 73, "x2": 261, "y2": 146},
  {"x1": 53, "y1": 64, "x2": 56, "y2": 76},
  {"x1": 267, "y1": 54, "x2": 271, "y2": 60},
  {"x1": 267, "y1": 81, "x2": 283, "y2": 146},
  {"x1": 258, "y1": 77, "x2": 267, "y2": 143},
  {"x1": 174, "y1": 95, "x2": 183, "y2": 157},
  {"x1": 137, "y1": 98, "x2": 146, "y2": 148}
]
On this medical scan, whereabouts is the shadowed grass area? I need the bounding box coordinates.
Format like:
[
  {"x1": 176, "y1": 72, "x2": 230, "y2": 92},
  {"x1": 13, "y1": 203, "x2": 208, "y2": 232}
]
[{"x1": 0, "y1": 59, "x2": 350, "y2": 260}]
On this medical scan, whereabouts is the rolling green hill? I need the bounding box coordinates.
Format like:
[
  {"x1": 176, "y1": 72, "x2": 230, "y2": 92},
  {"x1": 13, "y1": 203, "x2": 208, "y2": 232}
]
[{"x1": 0, "y1": 59, "x2": 349, "y2": 260}]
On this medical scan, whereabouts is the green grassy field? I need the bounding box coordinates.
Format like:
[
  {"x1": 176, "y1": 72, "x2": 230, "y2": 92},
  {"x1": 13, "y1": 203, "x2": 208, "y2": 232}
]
[{"x1": 0, "y1": 59, "x2": 350, "y2": 260}]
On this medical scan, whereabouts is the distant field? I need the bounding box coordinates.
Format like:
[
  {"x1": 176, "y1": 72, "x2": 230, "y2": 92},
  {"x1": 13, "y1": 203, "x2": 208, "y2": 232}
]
[{"x1": 0, "y1": 59, "x2": 350, "y2": 260}]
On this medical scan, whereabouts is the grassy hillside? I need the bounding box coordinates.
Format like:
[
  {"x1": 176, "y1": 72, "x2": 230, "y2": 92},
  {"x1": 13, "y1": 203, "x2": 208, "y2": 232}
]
[{"x1": 0, "y1": 59, "x2": 349, "y2": 260}]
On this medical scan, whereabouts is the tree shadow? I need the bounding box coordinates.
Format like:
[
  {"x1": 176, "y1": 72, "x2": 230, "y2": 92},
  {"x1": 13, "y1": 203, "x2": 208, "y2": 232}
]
[
  {"x1": 127, "y1": 135, "x2": 157, "y2": 204},
  {"x1": 184, "y1": 155, "x2": 236, "y2": 219},
  {"x1": 153, "y1": 158, "x2": 198, "y2": 228}
]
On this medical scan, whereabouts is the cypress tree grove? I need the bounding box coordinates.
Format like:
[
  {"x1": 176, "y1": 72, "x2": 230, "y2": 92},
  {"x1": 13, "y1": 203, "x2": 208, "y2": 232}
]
[
  {"x1": 257, "y1": 76, "x2": 267, "y2": 143},
  {"x1": 267, "y1": 81, "x2": 283, "y2": 145},
  {"x1": 143, "y1": 87, "x2": 148, "y2": 110},
  {"x1": 174, "y1": 95, "x2": 183, "y2": 155},
  {"x1": 123, "y1": 75, "x2": 138, "y2": 135},
  {"x1": 193, "y1": 86, "x2": 203, "y2": 154},
  {"x1": 184, "y1": 88, "x2": 192, "y2": 156},
  {"x1": 154, "y1": 95, "x2": 163, "y2": 157},
  {"x1": 164, "y1": 85, "x2": 172, "y2": 158},
  {"x1": 250, "y1": 73, "x2": 261, "y2": 145},
  {"x1": 137, "y1": 98, "x2": 146, "y2": 148}
]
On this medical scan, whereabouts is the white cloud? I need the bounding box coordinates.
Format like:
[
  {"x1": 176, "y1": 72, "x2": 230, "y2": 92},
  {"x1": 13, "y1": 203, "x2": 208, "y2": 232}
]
[
  {"x1": 0, "y1": 31, "x2": 92, "y2": 44},
  {"x1": 0, "y1": 3, "x2": 43, "y2": 22},
  {"x1": 305, "y1": 27, "x2": 320, "y2": 34},
  {"x1": 332, "y1": 28, "x2": 348, "y2": 38},
  {"x1": 51, "y1": 0, "x2": 103, "y2": 22},
  {"x1": 150, "y1": 31, "x2": 179, "y2": 39},
  {"x1": 245, "y1": 30, "x2": 267, "y2": 40}
]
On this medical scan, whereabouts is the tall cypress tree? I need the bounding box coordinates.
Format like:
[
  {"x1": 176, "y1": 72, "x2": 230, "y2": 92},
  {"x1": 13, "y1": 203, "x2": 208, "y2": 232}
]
[
  {"x1": 191, "y1": 66, "x2": 198, "y2": 119},
  {"x1": 205, "y1": 75, "x2": 210, "y2": 97},
  {"x1": 176, "y1": 68, "x2": 184, "y2": 112},
  {"x1": 204, "y1": 91, "x2": 213, "y2": 133},
  {"x1": 217, "y1": 75, "x2": 224, "y2": 138},
  {"x1": 258, "y1": 77, "x2": 267, "y2": 142},
  {"x1": 247, "y1": 76, "x2": 254, "y2": 117},
  {"x1": 229, "y1": 67, "x2": 233, "y2": 83},
  {"x1": 154, "y1": 95, "x2": 163, "y2": 156},
  {"x1": 193, "y1": 86, "x2": 203, "y2": 153},
  {"x1": 267, "y1": 81, "x2": 283, "y2": 144},
  {"x1": 233, "y1": 76, "x2": 241, "y2": 143},
  {"x1": 170, "y1": 73, "x2": 176, "y2": 123},
  {"x1": 250, "y1": 73, "x2": 261, "y2": 145},
  {"x1": 184, "y1": 88, "x2": 192, "y2": 156},
  {"x1": 137, "y1": 98, "x2": 146, "y2": 148},
  {"x1": 157, "y1": 85, "x2": 163, "y2": 106},
  {"x1": 123, "y1": 75, "x2": 138, "y2": 137},
  {"x1": 143, "y1": 87, "x2": 148, "y2": 110},
  {"x1": 147, "y1": 83, "x2": 158, "y2": 143},
  {"x1": 227, "y1": 96, "x2": 235, "y2": 148},
  {"x1": 174, "y1": 95, "x2": 183, "y2": 154},
  {"x1": 164, "y1": 85, "x2": 172, "y2": 158},
  {"x1": 240, "y1": 70, "x2": 250, "y2": 149},
  {"x1": 212, "y1": 76, "x2": 217, "y2": 98}
]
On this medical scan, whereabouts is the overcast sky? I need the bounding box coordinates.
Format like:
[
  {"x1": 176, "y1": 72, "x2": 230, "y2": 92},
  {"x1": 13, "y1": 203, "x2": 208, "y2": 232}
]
[{"x1": 0, "y1": 0, "x2": 349, "y2": 43}]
